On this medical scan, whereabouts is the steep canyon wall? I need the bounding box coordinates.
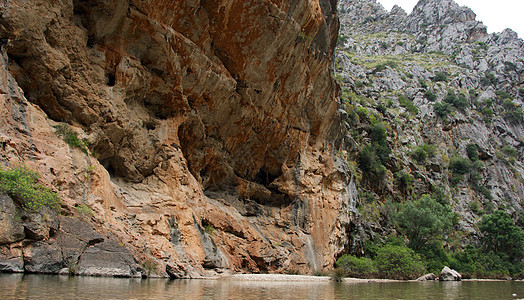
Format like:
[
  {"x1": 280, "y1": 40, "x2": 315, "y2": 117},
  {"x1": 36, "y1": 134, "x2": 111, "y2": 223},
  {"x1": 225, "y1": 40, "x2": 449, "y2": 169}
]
[{"x1": 0, "y1": 0, "x2": 352, "y2": 277}]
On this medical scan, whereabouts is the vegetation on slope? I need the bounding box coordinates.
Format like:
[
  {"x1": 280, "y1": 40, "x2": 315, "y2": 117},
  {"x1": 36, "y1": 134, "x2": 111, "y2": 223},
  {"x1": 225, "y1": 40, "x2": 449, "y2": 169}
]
[{"x1": 334, "y1": 0, "x2": 524, "y2": 279}]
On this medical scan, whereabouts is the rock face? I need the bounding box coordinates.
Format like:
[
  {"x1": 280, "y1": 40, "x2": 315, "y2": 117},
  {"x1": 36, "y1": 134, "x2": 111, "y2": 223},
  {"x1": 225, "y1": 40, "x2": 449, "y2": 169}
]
[
  {"x1": 0, "y1": 0, "x2": 351, "y2": 277},
  {"x1": 336, "y1": 0, "x2": 523, "y2": 252},
  {"x1": 7, "y1": 216, "x2": 139, "y2": 276},
  {"x1": 439, "y1": 266, "x2": 461, "y2": 281}
]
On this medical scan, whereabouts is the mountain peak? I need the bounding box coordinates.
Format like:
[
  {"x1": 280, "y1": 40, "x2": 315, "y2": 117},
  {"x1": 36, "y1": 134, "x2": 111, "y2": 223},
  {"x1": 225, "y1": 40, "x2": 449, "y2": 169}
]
[{"x1": 410, "y1": 0, "x2": 477, "y2": 26}]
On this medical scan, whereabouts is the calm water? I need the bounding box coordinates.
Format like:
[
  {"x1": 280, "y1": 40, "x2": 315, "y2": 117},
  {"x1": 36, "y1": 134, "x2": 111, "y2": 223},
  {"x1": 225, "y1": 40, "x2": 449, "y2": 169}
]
[{"x1": 0, "y1": 274, "x2": 523, "y2": 299}]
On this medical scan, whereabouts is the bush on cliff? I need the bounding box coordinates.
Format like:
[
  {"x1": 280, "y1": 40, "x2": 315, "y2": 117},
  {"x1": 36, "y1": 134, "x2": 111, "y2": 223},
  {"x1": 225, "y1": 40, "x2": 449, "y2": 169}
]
[
  {"x1": 0, "y1": 165, "x2": 60, "y2": 211},
  {"x1": 434, "y1": 101, "x2": 453, "y2": 118}
]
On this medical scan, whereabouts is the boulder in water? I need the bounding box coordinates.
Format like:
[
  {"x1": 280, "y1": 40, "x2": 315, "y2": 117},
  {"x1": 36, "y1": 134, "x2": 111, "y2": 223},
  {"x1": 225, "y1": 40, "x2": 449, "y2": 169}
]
[
  {"x1": 417, "y1": 273, "x2": 436, "y2": 281},
  {"x1": 439, "y1": 266, "x2": 462, "y2": 281}
]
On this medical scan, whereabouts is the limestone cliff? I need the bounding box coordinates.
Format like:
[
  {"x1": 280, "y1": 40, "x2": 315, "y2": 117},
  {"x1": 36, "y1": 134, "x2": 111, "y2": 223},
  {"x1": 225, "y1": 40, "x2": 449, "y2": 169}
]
[
  {"x1": 336, "y1": 0, "x2": 523, "y2": 252},
  {"x1": 0, "y1": 0, "x2": 352, "y2": 277}
]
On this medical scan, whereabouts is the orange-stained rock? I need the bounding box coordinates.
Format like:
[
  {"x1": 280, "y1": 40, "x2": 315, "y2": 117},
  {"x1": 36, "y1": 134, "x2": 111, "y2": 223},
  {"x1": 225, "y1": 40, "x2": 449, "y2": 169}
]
[{"x1": 0, "y1": 0, "x2": 355, "y2": 277}]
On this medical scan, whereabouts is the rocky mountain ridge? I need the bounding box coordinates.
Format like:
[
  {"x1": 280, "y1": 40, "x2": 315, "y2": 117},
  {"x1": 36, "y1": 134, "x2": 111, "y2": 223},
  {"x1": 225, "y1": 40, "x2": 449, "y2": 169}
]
[{"x1": 336, "y1": 0, "x2": 523, "y2": 252}]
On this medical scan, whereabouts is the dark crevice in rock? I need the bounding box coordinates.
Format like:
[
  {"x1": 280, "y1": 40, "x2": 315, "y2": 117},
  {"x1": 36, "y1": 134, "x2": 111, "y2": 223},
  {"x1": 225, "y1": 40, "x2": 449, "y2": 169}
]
[{"x1": 106, "y1": 72, "x2": 116, "y2": 86}]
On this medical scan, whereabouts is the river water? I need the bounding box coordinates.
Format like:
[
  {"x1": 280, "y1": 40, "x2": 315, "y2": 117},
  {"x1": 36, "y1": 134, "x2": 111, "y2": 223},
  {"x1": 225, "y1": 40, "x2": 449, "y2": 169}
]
[{"x1": 1, "y1": 274, "x2": 523, "y2": 299}]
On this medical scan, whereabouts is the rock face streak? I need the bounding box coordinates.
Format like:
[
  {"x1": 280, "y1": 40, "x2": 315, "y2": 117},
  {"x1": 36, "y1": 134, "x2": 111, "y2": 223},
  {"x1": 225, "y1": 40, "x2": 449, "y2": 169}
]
[{"x1": 0, "y1": 0, "x2": 353, "y2": 276}]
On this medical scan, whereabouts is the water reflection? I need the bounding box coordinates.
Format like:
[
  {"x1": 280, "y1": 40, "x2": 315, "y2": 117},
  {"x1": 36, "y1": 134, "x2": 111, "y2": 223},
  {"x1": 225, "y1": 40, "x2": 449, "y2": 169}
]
[{"x1": 1, "y1": 274, "x2": 522, "y2": 300}]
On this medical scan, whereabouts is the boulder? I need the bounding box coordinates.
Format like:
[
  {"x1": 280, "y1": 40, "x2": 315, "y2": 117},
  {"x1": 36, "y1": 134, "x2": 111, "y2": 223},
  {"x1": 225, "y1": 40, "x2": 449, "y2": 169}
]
[
  {"x1": 439, "y1": 266, "x2": 462, "y2": 281},
  {"x1": 417, "y1": 273, "x2": 436, "y2": 281},
  {"x1": 166, "y1": 262, "x2": 187, "y2": 279}
]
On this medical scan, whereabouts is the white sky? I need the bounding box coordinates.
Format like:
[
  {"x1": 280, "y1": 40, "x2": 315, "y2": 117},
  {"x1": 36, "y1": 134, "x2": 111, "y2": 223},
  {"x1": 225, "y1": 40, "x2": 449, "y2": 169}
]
[{"x1": 376, "y1": 0, "x2": 524, "y2": 38}]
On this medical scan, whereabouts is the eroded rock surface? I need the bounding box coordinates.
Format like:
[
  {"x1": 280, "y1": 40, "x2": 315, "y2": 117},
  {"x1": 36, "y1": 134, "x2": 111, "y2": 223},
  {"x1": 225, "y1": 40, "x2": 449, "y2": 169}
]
[{"x1": 0, "y1": 0, "x2": 349, "y2": 276}]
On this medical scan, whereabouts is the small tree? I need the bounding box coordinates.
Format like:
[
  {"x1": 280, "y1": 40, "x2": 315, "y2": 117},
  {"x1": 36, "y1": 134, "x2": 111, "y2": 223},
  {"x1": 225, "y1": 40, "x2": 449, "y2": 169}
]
[
  {"x1": 396, "y1": 195, "x2": 454, "y2": 252},
  {"x1": 478, "y1": 210, "x2": 524, "y2": 262}
]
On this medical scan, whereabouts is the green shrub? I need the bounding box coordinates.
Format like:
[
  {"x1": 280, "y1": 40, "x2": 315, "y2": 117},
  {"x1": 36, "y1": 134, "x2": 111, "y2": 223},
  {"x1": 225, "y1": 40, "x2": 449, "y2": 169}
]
[
  {"x1": 449, "y1": 174, "x2": 464, "y2": 185},
  {"x1": 336, "y1": 255, "x2": 377, "y2": 278},
  {"x1": 54, "y1": 124, "x2": 90, "y2": 154},
  {"x1": 473, "y1": 184, "x2": 493, "y2": 201},
  {"x1": 466, "y1": 143, "x2": 479, "y2": 161},
  {"x1": 75, "y1": 203, "x2": 93, "y2": 217},
  {"x1": 480, "y1": 108, "x2": 494, "y2": 120},
  {"x1": 432, "y1": 72, "x2": 448, "y2": 82},
  {"x1": 444, "y1": 91, "x2": 468, "y2": 110},
  {"x1": 358, "y1": 146, "x2": 387, "y2": 181},
  {"x1": 496, "y1": 90, "x2": 512, "y2": 101},
  {"x1": 476, "y1": 41, "x2": 488, "y2": 51},
  {"x1": 469, "y1": 200, "x2": 482, "y2": 214},
  {"x1": 398, "y1": 95, "x2": 419, "y2": 114},
  {"x1": 340, "y1": 88, "x2": 353, "y2": 103},
  {"x1": 331, "y1": 268, "x2": 346, "y2": 282},
  {"x1": 411, "y1": 146, "x2": 427, "y2": 163},
  {"x1": 501, "y1": 99, "x2": 523, "y2": 124},
  {"x1": 337, "y1": 34, "x2": 348, "y2": 46},
  {"x1": 376, "y1": 102, "x2": 387, "y2": 114},
  {"x1": 370, "y1": 123, "x2": 387, "y2": 143},
  {"x1": 448, "y1": 156, "x2": 471, "y2": 175},
  {"x1": 396, "y1": 172, "x2": 414, "y2": 193},
  {"x1": 480, "y1": 73, "x2": 497, "y2": 86},
  {"x1": 142, "y1": 259, "x2": 158, "y2": 277},
  {"x1": 356, "y1": 106, "x2": 369, "y2": 120},
  {"x1": 501, "y1": 145, "x2": 517, "y2": 157},
  {"x1": 367, "y1": 122, "x2": 391, "y2": 164},
  {"x1": 419, "y1": 241, "x2": 452, "y2": 274},
  {"x1": 431, "y1": 187, "x2": 449, "y2": 206},
  {"x1": 424, "y1": 90, "x2": 437, "y2": 101},
  {"x1": 434, "y1": 102, "x2": 452, "y2": 118},
  {"x1": 373, "y1": 60, "x2": 397, "y2": 73},
  {"x1": 374, "y1": 244, "x2": 426, "y2": 279},
  {"x1": 450, "y1": 245, "x2": 521, "y2": 278},
  {"x1": 0, "y1": 165, "x2": 60, "y2": 211}
]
